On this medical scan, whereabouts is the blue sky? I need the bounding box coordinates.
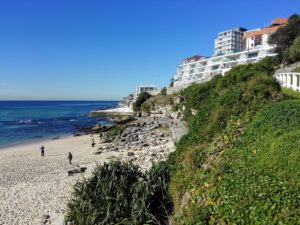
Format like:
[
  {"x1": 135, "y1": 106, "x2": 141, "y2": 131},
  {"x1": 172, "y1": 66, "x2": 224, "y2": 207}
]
[{"x1": 0, "y1": 0, "x2": 298, "y2": 100}]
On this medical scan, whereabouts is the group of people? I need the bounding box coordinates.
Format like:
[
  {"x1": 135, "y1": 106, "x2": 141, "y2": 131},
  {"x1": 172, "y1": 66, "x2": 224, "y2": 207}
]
[
  {"x1": 40, "y1": 145, "x2": 73, "y2": 164},
  {"x1": 39, "y1": 138, "x2": 96, "y2": 164}
]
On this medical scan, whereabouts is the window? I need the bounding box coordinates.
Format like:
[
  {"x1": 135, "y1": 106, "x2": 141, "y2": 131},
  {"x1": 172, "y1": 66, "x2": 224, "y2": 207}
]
[
  {"x1": 248, "y1": 53, "x2": 258, "y2": 58},
  {"x1": 212, "y1": 65, "x2": 219, "y2": 70},
  {"x1": 290, "y1": 74, "x2": 293, "y2": 85},
  {"x1": 297, "y1": 75, "x2": 300, "y2": 87},
  {"x1": 254, "y1": 36, "x2": 262, "y2": 46}
]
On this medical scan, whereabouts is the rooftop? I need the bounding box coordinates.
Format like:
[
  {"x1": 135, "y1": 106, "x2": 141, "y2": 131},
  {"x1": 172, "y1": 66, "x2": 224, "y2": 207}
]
[
  {"x1": 242, "y1": 18, "x2": 288, "y2": 40},
  {"x1": 184, "y1": 55, "x2": 206, "y2": 63},
  {"x1": 242, "y1": 25, "x2": 283, "y2": 40},
  {"x1": 272, "y1": 18, "x2": 288, "y2": 25}
]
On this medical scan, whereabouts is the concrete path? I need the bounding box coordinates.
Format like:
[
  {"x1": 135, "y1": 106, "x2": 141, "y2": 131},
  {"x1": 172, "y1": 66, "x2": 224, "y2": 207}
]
[{"x1": 170, "y1": 120, "x2": 188, "y2": 143}]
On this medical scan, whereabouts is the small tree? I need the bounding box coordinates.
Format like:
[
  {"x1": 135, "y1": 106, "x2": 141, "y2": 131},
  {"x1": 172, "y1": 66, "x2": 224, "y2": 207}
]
[
  {"x1": 169, "y1": 78, "x2": 174, "y2": 87},
  {"x1": 287, "y1": 36, "x2": 300, "y2": 63},
  {"x1": 269, "y1": 14, "x2": 300, "y2": 62},
  {"x1": 133, "y1": 92, "x2": 151, "y2": 112},
  {"x1": 160, "y1": 87, "x2": 167, "y2": 95}
]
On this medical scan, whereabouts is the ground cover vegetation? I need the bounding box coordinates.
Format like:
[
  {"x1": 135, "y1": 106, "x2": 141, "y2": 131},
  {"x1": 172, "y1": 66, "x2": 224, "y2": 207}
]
[
  {"x1": 282, "y1": 87, "x2": 300, "y2": 99},
  {"x1": 292, "y1": 67, "x2": 300, "y2": 73},
  {"x1": 167, "y1": 57, "x2": 300, "y2": 224}
]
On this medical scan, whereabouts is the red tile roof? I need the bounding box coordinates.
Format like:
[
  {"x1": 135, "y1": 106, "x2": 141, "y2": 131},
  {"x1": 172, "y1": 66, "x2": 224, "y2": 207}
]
[
  {"x1": 272, "y1": 18, "x2": 288, "y2": 25},
  {"x1": 242, "y1": 18, "x2": 288, "y2": 40},
  {"x1": 242, "y1": 25, "x2": 283, "y2": 40}
]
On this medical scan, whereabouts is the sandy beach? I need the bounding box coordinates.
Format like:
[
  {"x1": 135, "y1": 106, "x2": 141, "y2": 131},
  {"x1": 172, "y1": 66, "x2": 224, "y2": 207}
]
[
  {"x1": 0, "y1": 134, "x2": 120, "y2": 225},
  {"x1": 0, "y1": 117, "x2": 184, "y2": 225}
]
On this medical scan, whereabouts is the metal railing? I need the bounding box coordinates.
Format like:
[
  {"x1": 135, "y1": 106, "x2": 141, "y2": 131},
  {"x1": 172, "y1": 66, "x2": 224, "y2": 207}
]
[{"x1": 274, "y1": 72, "x2": 300, "y2": 92}]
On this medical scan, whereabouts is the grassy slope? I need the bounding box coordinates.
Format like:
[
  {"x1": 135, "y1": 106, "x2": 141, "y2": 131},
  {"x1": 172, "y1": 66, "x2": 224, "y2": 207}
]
[
  {"x1": 292, "y1": 67, "x2": 300, "y2": 72},
  {"x1": 168, "y1": 59, "x2": 300, "y2": 224},
  {"x1": 282, "y1": 87, "x2": 300, "y2": 99}
]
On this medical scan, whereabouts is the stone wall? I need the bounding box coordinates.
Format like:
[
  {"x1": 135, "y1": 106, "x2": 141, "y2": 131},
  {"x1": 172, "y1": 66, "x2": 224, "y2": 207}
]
[
  {"x1": 167, "y1": 83, "x2": 191, "y2": 95},
  {"x1": 167, "y1": 78, "x2": 211, "y2": 95}
]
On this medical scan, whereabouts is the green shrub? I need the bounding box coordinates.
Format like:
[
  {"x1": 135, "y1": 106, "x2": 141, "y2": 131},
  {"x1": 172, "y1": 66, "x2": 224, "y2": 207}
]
[
  {"x1": 66, "y1": 161, "x2": 172, "y2": 225},
  {"x1": 141, "y1": 102, "x2": 151, "y2": 113},
  {"x1": 285, "y1": 36, "x2": 300, "y2": 63},
  {"x1": 133, "y1": 92, "x2": 151, "y2": 112}
]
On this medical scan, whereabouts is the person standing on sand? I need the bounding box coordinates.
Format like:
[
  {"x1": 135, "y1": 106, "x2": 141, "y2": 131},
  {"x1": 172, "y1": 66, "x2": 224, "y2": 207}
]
[
  {"x1": 68, "y1": 152, "x2": 73, "y2": 164},
  {"x1": 91, "y1": 139, "x2": 95, "y2": 147},
  {"x1": 40, "y1": 145, "x2": 45, "y2": 157}
]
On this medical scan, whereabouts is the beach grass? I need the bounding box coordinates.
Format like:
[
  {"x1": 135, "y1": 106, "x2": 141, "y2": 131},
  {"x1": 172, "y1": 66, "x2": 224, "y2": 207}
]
[{"x1": 65, "y1": 161, "x2": 172, "y2": 225}]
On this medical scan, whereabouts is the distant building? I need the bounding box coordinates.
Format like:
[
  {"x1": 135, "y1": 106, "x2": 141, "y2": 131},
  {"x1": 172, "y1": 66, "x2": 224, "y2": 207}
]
[
  {"x1": 173, "y1": 55, "x2": 208, "y2": 87},
  {"x1": 135, "y1": 85, "x2": 159, "y2": 97},
  {"x1": 214, "y1": 27, "x2": 247, "y2": 56},
  {"x1": 172, "y1": 18, "x2": 288, "y2": 88}
]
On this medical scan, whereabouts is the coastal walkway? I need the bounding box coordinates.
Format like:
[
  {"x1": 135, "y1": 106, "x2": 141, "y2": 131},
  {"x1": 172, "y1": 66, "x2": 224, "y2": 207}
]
[
  {"x1": 170, "y1": 120, "x2": 188, "y2": 143},
  {"x1": 90, "y1": 107, "x2": 134, "y2": 117}
]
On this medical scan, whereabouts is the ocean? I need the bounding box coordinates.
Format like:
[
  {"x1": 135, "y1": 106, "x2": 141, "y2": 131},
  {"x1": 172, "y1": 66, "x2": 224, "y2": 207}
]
[{"x1": 0, "y1": 101, "x2": 118, "y2": 148}]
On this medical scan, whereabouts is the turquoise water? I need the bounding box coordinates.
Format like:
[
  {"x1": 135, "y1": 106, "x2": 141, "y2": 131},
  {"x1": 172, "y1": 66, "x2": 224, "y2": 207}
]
[{"x1": 0, "y1": 101, "x2": 118, "y2": 148}]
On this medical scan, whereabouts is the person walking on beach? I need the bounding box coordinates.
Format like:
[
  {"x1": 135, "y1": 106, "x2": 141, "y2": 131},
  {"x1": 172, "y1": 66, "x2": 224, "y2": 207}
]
[
  {"x1": 91, "y1": 139, "x2": 95, "y2": 147},
  {"x1": 68, "y1": 152, "x2": 73, "y2": 164},
  {"x1": 40, "y1": 145, "x2": 45, "y2": 157}
]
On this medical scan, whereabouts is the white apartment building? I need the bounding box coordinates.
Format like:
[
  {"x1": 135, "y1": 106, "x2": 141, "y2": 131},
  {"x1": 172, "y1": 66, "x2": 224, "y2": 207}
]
[
  {"x1": 172, "y1": 18, "x2": 288, "y2": 88},
  {"x1": 214, "y1": 27, "x2": 247, "y2": 56}
]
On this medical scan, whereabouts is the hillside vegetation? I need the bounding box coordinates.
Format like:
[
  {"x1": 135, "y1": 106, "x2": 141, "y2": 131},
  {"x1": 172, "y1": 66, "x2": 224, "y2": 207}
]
[
  {"x1": 66, "y1": 58, "x2": 300, "y2": 224},
  {"x1": 168, "y1": 58, "x2": 300, "y2": 224},
  {"x1": 66, "y1": 14, "x2": 300, "y2": 224}
]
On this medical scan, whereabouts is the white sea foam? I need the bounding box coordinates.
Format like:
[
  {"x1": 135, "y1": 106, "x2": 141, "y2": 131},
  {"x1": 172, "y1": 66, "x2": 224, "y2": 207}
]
[{"x1": 19, "y1": 120, "x2": 32, "y2": 124}]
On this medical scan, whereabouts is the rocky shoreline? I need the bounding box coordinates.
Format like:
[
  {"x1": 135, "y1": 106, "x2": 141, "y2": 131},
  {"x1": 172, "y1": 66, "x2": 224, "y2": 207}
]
[
  {"x1": 74, "y1": 115, "x2": 185, "y2": 172},
  {"x1": 94, "y1": 117, "x2": 176, "y2": 170}
]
